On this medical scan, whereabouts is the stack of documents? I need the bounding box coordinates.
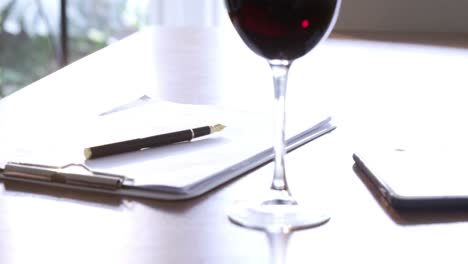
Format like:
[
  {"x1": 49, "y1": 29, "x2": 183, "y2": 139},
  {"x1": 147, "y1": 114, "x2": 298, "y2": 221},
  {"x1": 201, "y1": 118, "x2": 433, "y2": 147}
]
[{"x1": 0, "y1": 97, "x2": 335, "y2": 200}]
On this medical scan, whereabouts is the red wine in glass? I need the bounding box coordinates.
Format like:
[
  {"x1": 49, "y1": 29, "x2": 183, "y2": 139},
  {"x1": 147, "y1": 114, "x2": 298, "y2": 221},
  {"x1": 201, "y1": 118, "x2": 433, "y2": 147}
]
[
  {"x1": 225, "y1": 0, "x2": 341, "y2": 232},
  {"x1": 226, "y1": 0, "x2": 339, "y2": 60}
]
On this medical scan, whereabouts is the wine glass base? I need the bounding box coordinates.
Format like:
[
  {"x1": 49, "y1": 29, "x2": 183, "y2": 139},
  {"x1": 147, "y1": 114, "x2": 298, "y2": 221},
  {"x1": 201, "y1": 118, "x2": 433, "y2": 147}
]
[{"x1": 227, "y1": 200, "x2": 330, "y2": 233}]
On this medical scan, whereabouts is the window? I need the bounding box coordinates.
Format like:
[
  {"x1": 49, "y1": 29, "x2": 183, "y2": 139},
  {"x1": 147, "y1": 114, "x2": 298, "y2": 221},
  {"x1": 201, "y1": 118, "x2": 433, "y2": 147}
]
[{"x1": 0, "y1": 0, "x2": 149, "y2": 98}]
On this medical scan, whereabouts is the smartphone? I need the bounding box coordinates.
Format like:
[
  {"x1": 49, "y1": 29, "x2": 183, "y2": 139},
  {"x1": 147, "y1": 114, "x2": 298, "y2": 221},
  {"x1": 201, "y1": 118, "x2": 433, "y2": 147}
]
[{"x1": 353, "y1": 148, "x2": 468, "y2": 211}]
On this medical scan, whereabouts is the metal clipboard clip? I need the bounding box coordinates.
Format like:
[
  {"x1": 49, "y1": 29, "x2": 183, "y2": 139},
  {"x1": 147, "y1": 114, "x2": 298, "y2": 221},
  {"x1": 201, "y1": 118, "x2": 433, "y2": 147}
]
[{"x1": 3, "y1": 162, "x2": 134, "y2": 190}]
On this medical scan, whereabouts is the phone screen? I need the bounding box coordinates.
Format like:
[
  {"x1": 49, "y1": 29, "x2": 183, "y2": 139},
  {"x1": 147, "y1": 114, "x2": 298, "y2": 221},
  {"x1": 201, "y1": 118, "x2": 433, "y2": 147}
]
[{"x1": 354, "y1": 148, "x2": 468, "y2": 198}]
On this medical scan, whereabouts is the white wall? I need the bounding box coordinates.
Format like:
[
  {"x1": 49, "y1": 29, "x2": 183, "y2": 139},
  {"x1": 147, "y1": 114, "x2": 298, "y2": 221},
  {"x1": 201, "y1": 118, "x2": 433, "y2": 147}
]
[
  {"x1": 149, "y1": 0, "x2": 223, "y2": 27},
  {"x1": 335, "y1": 0, "x2": 468, "y2": 32}
]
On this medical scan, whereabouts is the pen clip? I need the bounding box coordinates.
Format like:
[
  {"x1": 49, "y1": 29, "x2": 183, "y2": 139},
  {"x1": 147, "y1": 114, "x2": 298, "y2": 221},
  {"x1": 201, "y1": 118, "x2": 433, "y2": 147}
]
[{"x1": 3, "y1": 162, "x2": 133, "y2": 190}]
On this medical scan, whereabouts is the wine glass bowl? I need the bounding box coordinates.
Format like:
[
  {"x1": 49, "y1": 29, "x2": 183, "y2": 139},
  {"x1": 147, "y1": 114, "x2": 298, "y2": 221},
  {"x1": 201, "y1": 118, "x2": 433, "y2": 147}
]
[
  {"x1": 225, "y1": 0, "x2": 340, "y2": 61},
  {"x1": 225, "y1": 0, "x2": 341, "y2": 232}
]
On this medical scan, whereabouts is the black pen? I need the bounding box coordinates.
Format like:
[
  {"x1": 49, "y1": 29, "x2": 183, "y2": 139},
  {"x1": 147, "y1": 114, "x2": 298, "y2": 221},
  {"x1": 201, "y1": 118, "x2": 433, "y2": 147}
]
[{"x1": 84, "y1": 124, "x2": 226, "y2": 159}]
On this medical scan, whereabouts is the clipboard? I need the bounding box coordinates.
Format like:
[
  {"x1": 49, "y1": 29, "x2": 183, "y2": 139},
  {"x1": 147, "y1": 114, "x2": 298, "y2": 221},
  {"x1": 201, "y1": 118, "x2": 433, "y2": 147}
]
[{"x1": 0, "y1": 98, "x2": 335, "y2": 200}]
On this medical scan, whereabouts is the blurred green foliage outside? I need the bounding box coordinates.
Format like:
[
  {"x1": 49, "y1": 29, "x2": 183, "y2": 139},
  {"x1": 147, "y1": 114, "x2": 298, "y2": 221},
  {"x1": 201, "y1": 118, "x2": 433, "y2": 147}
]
[{"x1": 0, "y1": 0, "x2": 149, "y2": 98}]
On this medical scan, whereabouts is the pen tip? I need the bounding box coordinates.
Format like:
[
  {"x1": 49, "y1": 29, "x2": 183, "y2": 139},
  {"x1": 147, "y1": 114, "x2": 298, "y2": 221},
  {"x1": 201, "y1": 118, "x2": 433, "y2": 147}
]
[
  {"x1": 84, "y1": 148, "x2": 93, "y2": 160},
  {"x1": 212, "y1": 124, "x2": 226, "y2": 132}
]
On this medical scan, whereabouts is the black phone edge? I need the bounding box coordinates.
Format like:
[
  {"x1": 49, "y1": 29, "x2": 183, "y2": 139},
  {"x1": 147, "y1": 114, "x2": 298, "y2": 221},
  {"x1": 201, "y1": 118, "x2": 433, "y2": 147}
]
[{"x1": 352, "y1": 153, "x2": 468, "y2": 212}]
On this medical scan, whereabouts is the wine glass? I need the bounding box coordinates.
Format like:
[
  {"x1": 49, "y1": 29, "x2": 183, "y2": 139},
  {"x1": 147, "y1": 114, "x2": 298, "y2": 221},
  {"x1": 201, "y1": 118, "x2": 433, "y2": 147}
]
[{"x1": 225, "y1": 0, "x2": 341, "y2": 232}]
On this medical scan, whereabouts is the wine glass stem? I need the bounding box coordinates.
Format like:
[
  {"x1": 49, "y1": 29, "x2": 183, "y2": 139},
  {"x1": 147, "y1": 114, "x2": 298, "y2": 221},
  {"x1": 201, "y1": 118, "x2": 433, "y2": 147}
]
[{"x1": 269, "y1": 60, "x2": 292, "y2": 195}]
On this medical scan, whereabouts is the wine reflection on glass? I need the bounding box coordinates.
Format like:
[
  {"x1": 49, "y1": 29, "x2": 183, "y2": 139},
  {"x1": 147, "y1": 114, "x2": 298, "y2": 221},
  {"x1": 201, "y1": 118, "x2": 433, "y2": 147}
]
[{"x1": 224, "y1": 0, "x2": 341, "y2": 232}]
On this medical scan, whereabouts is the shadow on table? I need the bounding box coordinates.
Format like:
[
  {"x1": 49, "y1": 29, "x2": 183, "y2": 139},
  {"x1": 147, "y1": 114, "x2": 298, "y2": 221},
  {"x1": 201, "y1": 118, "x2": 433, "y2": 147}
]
[
  {"x1": 2, "y1": 179, "x2": 124, "y2": 209},
  {"x1": 353, "y1": 164, "x2": 468, "y2": 226}
]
